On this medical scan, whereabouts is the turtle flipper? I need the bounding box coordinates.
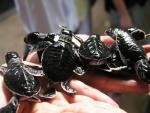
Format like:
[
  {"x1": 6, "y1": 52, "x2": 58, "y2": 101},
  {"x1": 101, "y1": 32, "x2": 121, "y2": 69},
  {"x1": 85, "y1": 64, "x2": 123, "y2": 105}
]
[
  {"x1": 23, "y1": 64, "x2": 45, "y2": 77},
  {"x1": 0, "y1": 66, "x2": 7, "y2": 74},
  {"x1": 73, "y1": 66, "x2": 85, "y2": 75},
  {"x1": 0, "y1": 96, "x2": 19, "y2": 113},
  {"x1": 39, "y1": 87, "x2": 56, "y2": 98},
  {"x1": 61, "y1": 81, "x2": 76, "y2": 94}
]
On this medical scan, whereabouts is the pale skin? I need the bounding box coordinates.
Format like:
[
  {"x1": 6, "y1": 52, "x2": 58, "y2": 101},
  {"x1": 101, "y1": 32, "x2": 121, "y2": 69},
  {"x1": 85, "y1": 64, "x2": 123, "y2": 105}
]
[
  {"x1": 1, "y1": 35, "x2": 150, "y2": 113},
  {"x1": 17, "y1": 80, "x2": 126, "y2": 113}
]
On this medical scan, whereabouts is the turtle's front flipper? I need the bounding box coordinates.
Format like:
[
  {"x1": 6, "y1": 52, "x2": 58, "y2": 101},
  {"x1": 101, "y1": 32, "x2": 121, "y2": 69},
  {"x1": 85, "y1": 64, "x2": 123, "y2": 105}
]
[
  {"x1": 23, "y1": 64, "x2": 45, "y2": 77},
  {"x1": 0, "y1": 96, "x2": 19, "y2": 113},
  {"x1": 61, "y1": 81, "x2": 76, "y2": 94},
  {"x1": 73, "y1": 66, "x2": 85, "y2": 75},
  {"x1": 0, "y1": 66, "x2": 7, "y2": 74}
]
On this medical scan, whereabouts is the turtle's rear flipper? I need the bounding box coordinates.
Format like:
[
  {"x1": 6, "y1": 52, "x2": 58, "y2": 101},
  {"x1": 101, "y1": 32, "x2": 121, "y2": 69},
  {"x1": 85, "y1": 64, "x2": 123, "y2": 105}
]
[
  {"x1": 61, "y1": 81, "x2": 76, "y2": 95},
  {"x1": 73, "y1": 66, "x2": 85, "y2": 75},
  {"x1": 39, "y1": 87, "x2": 56, "y2": 98},
  {"x1": 0, "y1": 96, "x2": 19, "y2": 113}
]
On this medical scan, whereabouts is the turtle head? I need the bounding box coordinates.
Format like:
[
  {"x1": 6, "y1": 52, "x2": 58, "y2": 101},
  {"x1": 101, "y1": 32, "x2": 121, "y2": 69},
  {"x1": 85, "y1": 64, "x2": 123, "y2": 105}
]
[
  {"x1": 59, "y1": 26, "x2": 73, "y2": 42},
  {"x1": 135, "y1": 59, "x2": 150, "y2": 83},
  {"x1": 127, "y1": 27, "x2": 145, "y2": 41},
  {"x1": 61, "y1": 29, "x2": 72, "y2": 36},
  {"x1": 24, "y1": 32, "x2": 40, "y2": 44},
  {"x1": 5, "y1": 52, "x2": 21, "y2": 65}
]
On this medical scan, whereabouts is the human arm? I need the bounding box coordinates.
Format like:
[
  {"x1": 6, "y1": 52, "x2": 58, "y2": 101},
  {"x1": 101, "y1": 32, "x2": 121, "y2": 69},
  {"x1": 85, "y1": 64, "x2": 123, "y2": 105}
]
[{"x1": 112, "y1": 0, "x2": 133, "y2": 29}]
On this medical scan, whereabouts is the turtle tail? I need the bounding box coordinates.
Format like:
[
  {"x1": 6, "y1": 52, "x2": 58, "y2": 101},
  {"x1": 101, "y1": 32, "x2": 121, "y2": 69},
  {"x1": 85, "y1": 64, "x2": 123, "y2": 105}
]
[
  {"x1": 0, "y1": 96, "x2": 19, "y2": 113},
  {"x1": 134, "y1": 59, "x2": 150, "y2": 83}
]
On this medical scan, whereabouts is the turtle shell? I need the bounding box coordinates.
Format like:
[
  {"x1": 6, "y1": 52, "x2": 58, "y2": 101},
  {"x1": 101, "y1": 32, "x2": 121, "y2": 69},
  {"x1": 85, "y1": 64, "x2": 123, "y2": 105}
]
[
  {"x1": 79, "y1": 35, "x2": 111, "y2": 65},
  {"x1": 4, "y1": 64, "x2": 40, "y2": 97},
  {"x1": 106, "y1": 28, "x2": 146, "y2": 62},
  {"x1": 41, "y1": 42, "x2": 78, "y2": 82}
]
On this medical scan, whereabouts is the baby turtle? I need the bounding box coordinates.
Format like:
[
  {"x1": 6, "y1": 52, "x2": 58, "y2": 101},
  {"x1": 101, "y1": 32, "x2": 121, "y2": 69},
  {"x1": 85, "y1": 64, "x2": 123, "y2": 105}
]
[
  {"x1": 105, "y1": 28, "x2": 150, "y2": 83},
  {"x1": 74, "y1": 34, "x2": 127, "y2": 76},
  {"x1": 24, "y1": 27, "x2": 85, "y2": 97},
  {"x1": 0, "y1": 52, "x2": 47, "y2": 113},
  {"x1": 78, "y1": 34, "x2": 111, "y2": 65},
  {"x1": 75, "y1": 28, "x2": 150, "y2": 82}
]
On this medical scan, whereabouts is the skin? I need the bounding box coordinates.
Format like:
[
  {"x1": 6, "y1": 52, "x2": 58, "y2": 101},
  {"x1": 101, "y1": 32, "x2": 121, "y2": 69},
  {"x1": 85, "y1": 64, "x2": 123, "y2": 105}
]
[
  {"x1": 17, "y1": 80, "x2": 126, "y2": 113},
  {"x1": 112, "y1": 0, "x2": 133, "y2": 30},
  {"x1": 1, "y1": 35, "x2": 150, "y2": 113}
]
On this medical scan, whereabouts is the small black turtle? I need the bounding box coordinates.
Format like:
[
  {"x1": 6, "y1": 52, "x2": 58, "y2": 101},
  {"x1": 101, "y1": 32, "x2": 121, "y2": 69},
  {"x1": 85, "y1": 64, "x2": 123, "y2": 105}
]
[
  {"x1": 76, "y1": 34, "x2": 127, "y2": 74},
  {"x1": 41, "y1": 28, "x2": 87, "y2": 94},
  {"x1": 0, "y1": 52, "x2": 47, "y2": 113},
  {"x1": 24, "y1": 27, "x2": 85, "y2": 97},
  {"x1": 105, "y1": 28, "x2": 150, "y2": 83},
  {"x1": 78, "y1": 35, "x2": 111, "y2": 65}
]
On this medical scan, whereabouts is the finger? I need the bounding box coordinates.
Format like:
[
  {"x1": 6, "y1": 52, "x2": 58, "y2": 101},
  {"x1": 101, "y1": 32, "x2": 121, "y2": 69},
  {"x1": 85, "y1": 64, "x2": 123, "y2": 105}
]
[
  {"x1": 94, "y1": 101, "x2": 127, "y2": 113},
  {"x1": 62, "y1": 102, "x2": 126, "y2": 113},
  {"x1": 18, "y1": 101, "x2": 62, "y2": 113},
  {"x1": 143, "y1": 44, "x2": 150, "y2": 52},
  {"x1": 70, "y1": 80, "x2": 119, "y2": 107},
  {"x1": 65, "y1": 93, "x2": 95, "y2": 104},
  {"x1": 47, "y1": 92, "x2": 69, "y2": 107},
  {"x1": 100, "y1": 35, "x2": 115, "y2": 46},
  {"x1": 81, "y1": 74, "x2": 149, "y2": 93},
  {"x1": 30, "y1": 102, "x2": 61, "y2": 113},
  {"x1": 26, "y1": 51, "x2": 40, "y2": 64},
  {"x1": 0, "y1": 76, "x2": 12, "y2": 107},
  {"x1": 17, "y1": 101, "x2": 31, "y2": 113},
  {"x1": 146, "y1": 52, "x2": 150, "y2": 60},
  {"x1": 95, "y1": 101, "x2": 127, "y2": 113}
]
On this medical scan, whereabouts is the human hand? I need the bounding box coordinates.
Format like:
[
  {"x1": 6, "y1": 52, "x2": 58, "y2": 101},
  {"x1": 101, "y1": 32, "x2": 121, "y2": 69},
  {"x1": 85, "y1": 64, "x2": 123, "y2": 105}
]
[
  {"x1": 17, "y1": 80, "x2": 126, "y2": 113},
  {"x1": 26, "y1": 35, "x2": 150, "y2": 94},
  {"x1": 0, "y1": 53, "x2": 126, "y2": 113},
  {"x1": 0, "y1": 64, "x2": 126, "y2": 113}
]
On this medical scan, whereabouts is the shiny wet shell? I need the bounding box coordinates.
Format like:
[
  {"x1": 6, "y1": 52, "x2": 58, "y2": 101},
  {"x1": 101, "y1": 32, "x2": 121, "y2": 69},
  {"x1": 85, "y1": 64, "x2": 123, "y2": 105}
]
[{"x1": 4, "y1": 64, "x2": 40, "y2": 96}]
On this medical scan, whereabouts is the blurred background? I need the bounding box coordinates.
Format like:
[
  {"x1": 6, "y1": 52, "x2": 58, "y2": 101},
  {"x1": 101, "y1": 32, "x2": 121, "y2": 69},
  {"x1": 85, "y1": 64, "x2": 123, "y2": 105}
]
[
  {"x1": 0, "y1": 0, "x2": 150, "y2": 113},
  {"x1": 1, "y1": 0, "x2": 150, "y2": 64}
]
